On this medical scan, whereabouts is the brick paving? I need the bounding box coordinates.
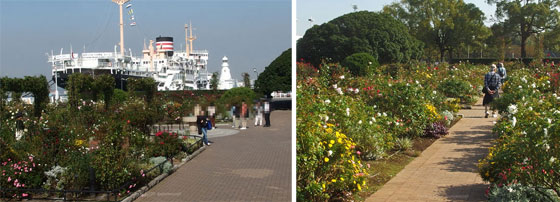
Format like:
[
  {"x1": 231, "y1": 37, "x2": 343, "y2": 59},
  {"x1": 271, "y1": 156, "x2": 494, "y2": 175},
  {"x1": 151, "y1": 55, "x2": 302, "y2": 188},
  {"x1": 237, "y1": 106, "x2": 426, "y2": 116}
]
[
  {"x1": 135, "y1": 110, "x2": 292, "y2": 202},
  {"x1": 367, "y1": 98, "x2": 497, "y2": 202}
]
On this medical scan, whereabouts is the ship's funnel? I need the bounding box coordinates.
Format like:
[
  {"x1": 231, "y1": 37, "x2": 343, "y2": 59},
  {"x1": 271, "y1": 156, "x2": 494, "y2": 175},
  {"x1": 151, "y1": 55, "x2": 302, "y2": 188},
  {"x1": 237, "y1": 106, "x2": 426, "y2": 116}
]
[{"x1": 156, "y1": 36, "x2": 174, "y2": 57}]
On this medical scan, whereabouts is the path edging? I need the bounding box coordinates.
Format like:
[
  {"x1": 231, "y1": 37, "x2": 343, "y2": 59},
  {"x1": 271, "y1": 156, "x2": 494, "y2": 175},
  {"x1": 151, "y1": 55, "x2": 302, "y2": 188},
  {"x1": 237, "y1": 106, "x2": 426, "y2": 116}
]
[{"x1": 121, "y1": 145, "x2": 207, "y2": 202}]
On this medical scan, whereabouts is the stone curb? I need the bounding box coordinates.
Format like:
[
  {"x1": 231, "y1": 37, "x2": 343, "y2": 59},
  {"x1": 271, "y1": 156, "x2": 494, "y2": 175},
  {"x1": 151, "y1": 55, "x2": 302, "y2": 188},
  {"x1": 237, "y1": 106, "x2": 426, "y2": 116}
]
[{"x1": 121, "y1": 145, "x2": 207, "y2": 202}]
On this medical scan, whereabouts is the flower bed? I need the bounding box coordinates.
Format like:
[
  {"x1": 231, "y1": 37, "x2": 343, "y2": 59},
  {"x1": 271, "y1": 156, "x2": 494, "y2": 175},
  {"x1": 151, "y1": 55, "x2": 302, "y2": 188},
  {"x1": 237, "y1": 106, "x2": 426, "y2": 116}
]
[
  {"x1": 478, "y1": 64, "x2": 560, "y2": 199},
  {"x1": 0, "y1": 88, "x2": 212, "y2": 200},
  {"x1": 297, "y1": 61, "x2": 486, "y2": 200}
]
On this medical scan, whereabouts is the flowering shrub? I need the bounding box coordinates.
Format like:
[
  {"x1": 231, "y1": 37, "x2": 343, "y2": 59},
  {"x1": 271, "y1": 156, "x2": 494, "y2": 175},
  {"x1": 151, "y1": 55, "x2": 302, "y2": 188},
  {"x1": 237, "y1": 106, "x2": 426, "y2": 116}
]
[
  {"x1": 488, "y1": 184, "x2": 559, "y2": 202},
  {"x1": 148, "y1": 131, "x2": 182, "y2": 158},
  {"x1": 437, "y1": 78, "x2": 477, "y2": 104},
  {"x1": 296, "y1": 123, "x2": 367, "y2": 201},
  {"x1": 479, "y1": 66, "x2": 560, "y2": 197},
  {"x1": 297, "y1": 61, "x2": 491, "y2": 199}
]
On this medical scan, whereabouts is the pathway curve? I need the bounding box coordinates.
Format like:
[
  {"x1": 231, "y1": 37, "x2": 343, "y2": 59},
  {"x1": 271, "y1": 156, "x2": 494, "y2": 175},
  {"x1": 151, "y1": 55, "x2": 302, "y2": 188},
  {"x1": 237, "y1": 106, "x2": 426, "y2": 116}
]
[
  {"x1": 135, "y1": 110, "x2": 292, "y2": 202},
  {"x1": 367, "y1": 98, "x2": 497, "y2": 201}
]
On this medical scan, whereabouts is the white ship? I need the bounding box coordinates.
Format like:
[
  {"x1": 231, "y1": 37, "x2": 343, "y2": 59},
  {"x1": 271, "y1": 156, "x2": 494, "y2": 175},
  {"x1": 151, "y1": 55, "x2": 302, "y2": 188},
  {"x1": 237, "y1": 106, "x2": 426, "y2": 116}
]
[{"x1": 48, "y1": 0, "x2": 211, "y2": 95}]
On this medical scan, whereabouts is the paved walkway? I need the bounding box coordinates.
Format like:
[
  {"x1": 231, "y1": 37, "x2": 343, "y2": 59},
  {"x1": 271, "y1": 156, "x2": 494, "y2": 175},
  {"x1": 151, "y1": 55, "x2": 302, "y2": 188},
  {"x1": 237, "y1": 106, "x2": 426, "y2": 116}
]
[
  {"x1": 367, "y1": 98, "x2": 497, "y2": 202},
  {"x1": 135, "y1": 110, "x2": 292, "y2": 202}
]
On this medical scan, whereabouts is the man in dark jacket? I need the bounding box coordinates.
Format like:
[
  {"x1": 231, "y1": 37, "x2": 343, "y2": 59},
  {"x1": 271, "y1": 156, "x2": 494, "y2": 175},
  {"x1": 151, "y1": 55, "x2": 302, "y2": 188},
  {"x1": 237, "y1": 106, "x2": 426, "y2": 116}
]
[{"x1": 197, "y1": 111, "x2": 210, "y2": 146}]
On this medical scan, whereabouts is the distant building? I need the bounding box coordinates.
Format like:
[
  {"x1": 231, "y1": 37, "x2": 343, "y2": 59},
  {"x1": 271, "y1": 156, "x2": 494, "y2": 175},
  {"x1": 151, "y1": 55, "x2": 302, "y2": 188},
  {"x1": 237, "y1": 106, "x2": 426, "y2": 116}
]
[{"x1": 218, "y1": 56, "x2": 236, "y2": 90}]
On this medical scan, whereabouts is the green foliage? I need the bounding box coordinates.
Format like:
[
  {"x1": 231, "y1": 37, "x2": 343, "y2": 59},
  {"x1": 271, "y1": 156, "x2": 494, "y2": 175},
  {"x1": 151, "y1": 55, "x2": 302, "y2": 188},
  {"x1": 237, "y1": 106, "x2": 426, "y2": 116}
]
[
  {"x1": 488, "y1": 184, "x2": 559, "y2": 202},
  {"x1": 297, "y1": 11, "x2": 423, "y2": 66},
  {"x1": 394, "y1": 137, "x2": 413, "y2": 151},
  {"x1": 67, "y1": 73, "x2": 94, "y2": 108},
  {"x1": 384, "y1": 0, "x2": 489, "y2": 61},
  {"x1": 128, "y1": 77, "x2": 157, "y2": 104},
  {"x1": 242, "y1": 72, "x2": 251, "y2": 88},
  {"x1": 487, "y1": 0, "x2": 560, "y2": 58},
  {"x1": 92, "y1": 74, "x2": 115, "y2": 109},
  {"x1": 341, "y1": 52, "x2": 380, "y2": 77},
  {"x1": 479, "y1": 66, "x2": 560, "y2": 197},
  {"x1": 210, "y1": 72, "x2": 219, "y2": 90},
  {"x1": 437, "y1": 78, "x2": 477, "y2": 104},
  {"x1": 255, "y1": 48, "x2": 291, "y2": 97},
  {"x1": 148, "y1": 131, "x2": 182, "y2": 158},
  {"x1": 0, "y1": 76, "x2": 49, "y2": 117},
  {"x1": 219, "y1": 87, "x2": 256, "y2": 107},
  {"x1": 112, "y1": 89, "x2": 128, "y2": 105}
]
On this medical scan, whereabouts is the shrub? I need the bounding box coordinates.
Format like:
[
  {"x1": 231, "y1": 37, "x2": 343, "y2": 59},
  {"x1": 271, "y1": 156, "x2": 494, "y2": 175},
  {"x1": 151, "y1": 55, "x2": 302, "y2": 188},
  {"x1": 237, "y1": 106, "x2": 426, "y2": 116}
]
[
  {"x1": 488, "y1": 184, "x2": 559, "y2": 202},
  {"x1": 148, "y1": 131, "x2": 182, "y2": 158},
  {"x1": 423, "y1": 122, "x2": 448, "y2": 138},
  {"x1": 341, "y1": 52, "x2": 379, "y2": 77},
  {"x1": 437, "y1": 78, "x2": 477, "y2": 104},
  {"x1": 394, "y1": 137, "x2": 413, "y2": 151}
]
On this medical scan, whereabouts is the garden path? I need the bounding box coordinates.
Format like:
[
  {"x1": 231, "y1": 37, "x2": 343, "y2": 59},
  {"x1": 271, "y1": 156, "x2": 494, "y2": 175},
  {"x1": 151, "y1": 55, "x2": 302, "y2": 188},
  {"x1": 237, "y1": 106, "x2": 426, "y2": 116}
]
[
  {"x1": 366, "y1": 98, "x2": 497, "y2": 202},
  {"x1": 134, "y1": 110, "x2": 291, "y2": 202}
]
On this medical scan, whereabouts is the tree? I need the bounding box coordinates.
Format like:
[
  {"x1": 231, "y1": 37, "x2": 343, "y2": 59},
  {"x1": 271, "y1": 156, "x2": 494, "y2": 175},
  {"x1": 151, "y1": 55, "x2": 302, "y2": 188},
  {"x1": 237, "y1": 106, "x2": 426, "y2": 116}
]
[
  {"x1": 341, "y1": 53, "x2": 380, "y2": 77},
  {"x1": 242, "y1": 72, "x2": 251, "y2": 88},
  {"x1": 210, "y1": 72, "x2": 219, "y2": 90},
  {"x1": 255, "y1": 49, "x2": 291, "y2": 97},
  {"x1": 487, "y1": 0, "x2": 560, "y2": 58},
  {"x1": 218, "y1": 87, "x2": 256, "y2": 107},
  {"x1": 384, "y1": 0, "x2": 489, "y2": 61},
  {"x1": 297, "y1": 11, "x2": 423, "y2": 66}
]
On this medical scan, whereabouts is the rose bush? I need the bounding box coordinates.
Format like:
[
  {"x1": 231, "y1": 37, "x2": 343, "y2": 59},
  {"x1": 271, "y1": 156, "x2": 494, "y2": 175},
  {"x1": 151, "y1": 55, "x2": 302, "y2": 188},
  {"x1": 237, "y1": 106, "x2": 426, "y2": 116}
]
[{"x1": 479, "y1": 65, "x2": 560, "y2": 198}]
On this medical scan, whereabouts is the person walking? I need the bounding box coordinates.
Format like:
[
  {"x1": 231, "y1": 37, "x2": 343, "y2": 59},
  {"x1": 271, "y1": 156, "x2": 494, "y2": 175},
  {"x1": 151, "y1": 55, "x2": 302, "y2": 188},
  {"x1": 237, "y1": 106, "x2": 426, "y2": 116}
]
[
  {"x1": 254, "y1": 101, "x2": 263, "y2": 126},
  {"x1": 233, "y1": 104, "x2": 241, "y2": 129},
  {"x1": 264, "y1": 100, "x2": 271, "y2": 127},
  {"x1": 197, "y1": 110, "x2": 210, "y2": 146},
  {"x1": 498, "y1": 62, "x2": 507, "y2": 84},
  {"x1": 230, "y1": 105, "x2": 236, "y2": 128},
  {"x1": 483, "y1": 64, "x2": 502, "y2": 118},
  {"x1": 240, "y1": 101, "x2": 248, "y2": 130}
]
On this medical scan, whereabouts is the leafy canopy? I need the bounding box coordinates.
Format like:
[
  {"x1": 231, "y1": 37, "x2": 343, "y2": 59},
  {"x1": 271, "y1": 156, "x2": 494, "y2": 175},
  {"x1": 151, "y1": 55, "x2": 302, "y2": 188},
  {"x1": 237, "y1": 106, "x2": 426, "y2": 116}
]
[
  {"x1": 297, "y1": 11, "x2": 423, "y2": 66},
  {"x1": 255, "y1": 48, "x2": 291, "y2": 97}
]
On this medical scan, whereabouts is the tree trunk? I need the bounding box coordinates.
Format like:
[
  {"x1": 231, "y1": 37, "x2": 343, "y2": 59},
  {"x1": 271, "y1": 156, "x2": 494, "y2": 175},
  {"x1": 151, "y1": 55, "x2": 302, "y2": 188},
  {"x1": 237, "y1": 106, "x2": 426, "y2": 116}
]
[{"x1": 521, "y1": 34, "x2": 527, "y2": 58}]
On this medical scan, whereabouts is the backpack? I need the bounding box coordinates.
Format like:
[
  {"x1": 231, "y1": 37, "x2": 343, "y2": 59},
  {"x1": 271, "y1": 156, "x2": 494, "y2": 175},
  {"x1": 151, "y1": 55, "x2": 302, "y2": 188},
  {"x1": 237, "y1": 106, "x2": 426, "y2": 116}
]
[{"x1": 206, "y1": 119, "x2": 212, "y2": 130}]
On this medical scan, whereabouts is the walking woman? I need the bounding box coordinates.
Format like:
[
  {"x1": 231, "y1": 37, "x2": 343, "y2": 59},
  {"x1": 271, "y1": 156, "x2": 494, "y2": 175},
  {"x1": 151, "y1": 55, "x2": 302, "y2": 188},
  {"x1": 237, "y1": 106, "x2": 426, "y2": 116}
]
[{"x1": 483, "y1": 64, "x2": 502, "y2": 118}]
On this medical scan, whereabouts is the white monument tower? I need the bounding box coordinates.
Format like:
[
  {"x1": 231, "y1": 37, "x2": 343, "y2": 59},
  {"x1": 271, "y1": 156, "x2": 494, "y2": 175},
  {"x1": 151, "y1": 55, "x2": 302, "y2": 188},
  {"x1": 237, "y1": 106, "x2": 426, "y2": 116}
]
[{"x1": 218, "y1": 56, "x2": 235, "y2": 90}]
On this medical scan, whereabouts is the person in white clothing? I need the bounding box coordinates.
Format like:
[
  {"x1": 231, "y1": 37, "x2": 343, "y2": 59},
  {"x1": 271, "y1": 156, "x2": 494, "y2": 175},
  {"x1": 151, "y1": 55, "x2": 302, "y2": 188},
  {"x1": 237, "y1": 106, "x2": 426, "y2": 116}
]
[{"x1": 254, "y1": 101, "x2": 263, "y2": 126}]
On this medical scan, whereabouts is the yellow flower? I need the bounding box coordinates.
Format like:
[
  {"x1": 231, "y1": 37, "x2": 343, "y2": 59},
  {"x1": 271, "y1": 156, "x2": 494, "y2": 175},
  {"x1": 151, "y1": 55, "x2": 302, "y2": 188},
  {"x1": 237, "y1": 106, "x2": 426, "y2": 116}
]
[
  {"x1": 331, "y1": 179, "x2": 337, "y2": 183},
  {"x1": 327, "y1": 123, "x2": 334, "y2": 127},
  {"x1": 340, "y1": 177, "x2": 345, "y2": 181},
  {"x1": 326, "y1": 128, "x2": 333, "y2": 133},
  {"x1": 338, "y1": 138, "x2": 343, "y2": 144},
  {"x1": 485, "y1": 171, "x2": 489, "y2": 177},
  {"x1": 330, "y1": 140, "x2": 335, "y2": 144},
  {"x1": 357, "y1": 184, "x2": 362, "y2": 191},
  {"x1": 75, "y1": 139, "x2": 84, "y2": 146},
  {"x1": 328, "y1": 144, "x2": 333, "y2": 148},
  {"x1": 324, "y1": 157, "x2": 330, "y2": 162},
  {"x1": 322, "y1": 183, "x2": 326, "y2": 189}
]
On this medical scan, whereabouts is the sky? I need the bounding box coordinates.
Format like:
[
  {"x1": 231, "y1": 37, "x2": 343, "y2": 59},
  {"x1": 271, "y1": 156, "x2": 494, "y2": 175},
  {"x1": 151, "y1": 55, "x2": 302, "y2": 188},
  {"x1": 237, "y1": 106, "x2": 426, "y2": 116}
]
[
  {"x1": 0, "y1": 0, "x2": 291, "y2": 82},
  {"x1": 296, "y1": 0, "x2": 497, "y2": 37}
]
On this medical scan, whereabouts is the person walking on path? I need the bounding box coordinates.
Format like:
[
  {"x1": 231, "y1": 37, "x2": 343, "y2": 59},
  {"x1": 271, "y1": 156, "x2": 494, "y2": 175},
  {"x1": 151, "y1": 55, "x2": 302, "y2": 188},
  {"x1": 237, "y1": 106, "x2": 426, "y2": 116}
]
[
  {"x1": 230, "y1": 105, "x2": 236, "y2": 128},
  {"x1": 234, "y1": 104, "x2": 241, "y2": 129},
  {"x1": 264, "y1": 100, "x2": 271, "y2": 127},
  {"x1": 254, "y1": 101, "x2": 263, "y2": 126},
  {"x1": 197, "y1": 110, "x2": 210, "y2": 146},
  {"x1": 498, "y1": 62, "x2": 507, "y2": 84},
  {"x1": 240, "y1": 102, "x2": 248, "y2": 130},
  {"x1": 483, "y1": 64, "x2": 502, "y2": 118}
]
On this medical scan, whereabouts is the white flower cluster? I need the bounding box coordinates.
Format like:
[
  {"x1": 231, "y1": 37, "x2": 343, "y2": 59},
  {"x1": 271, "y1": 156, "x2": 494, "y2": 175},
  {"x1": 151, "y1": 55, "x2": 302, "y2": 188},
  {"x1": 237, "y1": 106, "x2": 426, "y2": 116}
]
[{"x1": 507, "y1": 104, "x2": 518, "y2": 115}]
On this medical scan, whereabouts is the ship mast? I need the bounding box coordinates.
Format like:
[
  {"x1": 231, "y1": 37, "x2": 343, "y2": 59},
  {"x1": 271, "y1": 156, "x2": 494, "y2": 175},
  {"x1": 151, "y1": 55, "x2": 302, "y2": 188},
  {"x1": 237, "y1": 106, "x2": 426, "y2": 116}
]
[
  {"x1": 185, "y1": 22, "x2": 196, "y2": 56},
  {"x1": 112, "y1": 0, "x2": 130, "y2": 58}
]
